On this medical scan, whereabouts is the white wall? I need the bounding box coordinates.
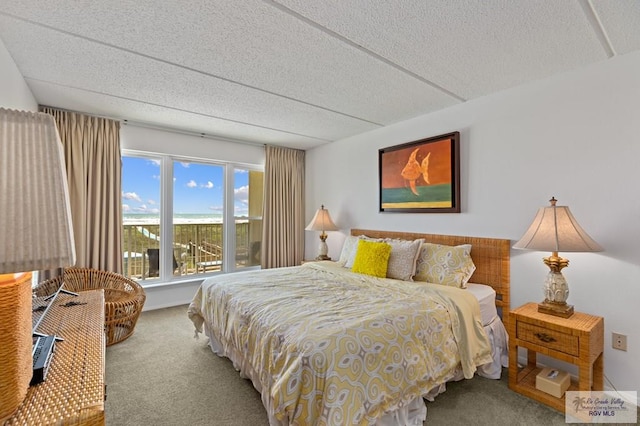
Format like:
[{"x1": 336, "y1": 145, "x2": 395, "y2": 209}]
[
  {"x1": 306, "y1": 51, "x2": 640, "y2": 395},
  {"x1": 121, "y1": 124, "x2": 265, "y2": 166},
  {"x1": 0, "y1": 37, "x2": 37, "y2": 111}
]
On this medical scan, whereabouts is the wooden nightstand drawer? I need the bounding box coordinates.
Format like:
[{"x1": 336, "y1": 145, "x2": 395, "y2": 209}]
[{"x1": 517, "y1": 321, "x2": 579, "y2": 356}]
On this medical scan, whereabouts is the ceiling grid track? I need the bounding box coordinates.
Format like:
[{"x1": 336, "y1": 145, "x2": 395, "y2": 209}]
[
  {"x1": 31, "y1": 78, "x2": 331, "y2": 143},
  {"x1": 266, "y1": 0, "x2": 467, "y2": 103},
  {"x1": 2, "y1": 1, "x2": 637, "y2": 148},
  {"x1": 0, "y1": 10, "x2": 382, "y2": 127},
  {"x1": 578, "y1": 0, "x2": 616, "y2": 58}
]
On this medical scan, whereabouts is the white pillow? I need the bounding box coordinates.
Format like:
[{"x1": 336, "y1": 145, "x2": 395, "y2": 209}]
[
  {"x1": 384, "y1": 238, "x2": 424, "y2": 281},
  {"x1": 338, "y1": 235, "x2": 362, "y2": 267}
]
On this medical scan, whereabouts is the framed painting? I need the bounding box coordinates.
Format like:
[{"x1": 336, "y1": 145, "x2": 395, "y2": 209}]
[{"x1": 379, "y1": 131, "x2": 460, "y2": 213}]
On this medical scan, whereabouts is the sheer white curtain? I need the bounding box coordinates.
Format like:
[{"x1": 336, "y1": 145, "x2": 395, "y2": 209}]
[
  {"x1": 261, "y1": 145, "x2": 305, "y2": 268},
  {"x1": 40, "y1": 107, "x2": 123, "y2": 273}
]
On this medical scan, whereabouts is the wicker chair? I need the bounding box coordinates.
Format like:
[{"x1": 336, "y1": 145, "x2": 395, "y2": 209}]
[{"x1": 34, "y1": 268, "x2": 146, "y2": 346}]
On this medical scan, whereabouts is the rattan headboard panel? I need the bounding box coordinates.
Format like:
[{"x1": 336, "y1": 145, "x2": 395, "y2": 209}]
[{"x1": 350, "y1": 229, "x2": 511, "y2": 330}]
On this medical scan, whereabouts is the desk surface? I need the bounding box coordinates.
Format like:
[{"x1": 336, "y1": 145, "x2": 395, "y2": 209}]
[{"x1": 4, "y1": 290, "x2": 105, "y2": 426}]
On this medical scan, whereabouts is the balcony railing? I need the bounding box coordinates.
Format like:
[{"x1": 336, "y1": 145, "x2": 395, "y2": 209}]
[{"x1": 122, "y1": 221, "x2": 261, "y2": 280}]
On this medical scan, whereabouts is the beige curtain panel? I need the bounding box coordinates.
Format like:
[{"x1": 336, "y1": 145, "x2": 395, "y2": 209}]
[
  {"x1": 262, "y1": 145, "x2": 305, "y2": 269},
  {"x1": 40, "y1": 107, "x2": 123, "y2": 273}
]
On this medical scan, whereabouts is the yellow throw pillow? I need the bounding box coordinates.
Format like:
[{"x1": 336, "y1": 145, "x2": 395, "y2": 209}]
[
  {"x1": 414, "y1": 243, "x2": 476, "y2": 288},
  {"x1": 351, "y1": 240, "x2": 392, "y2": 278}
]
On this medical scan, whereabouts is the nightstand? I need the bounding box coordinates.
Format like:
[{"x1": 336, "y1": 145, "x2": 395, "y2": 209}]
[{"x1": 508, "y1": 302, "x2": 604, "y2": 412}]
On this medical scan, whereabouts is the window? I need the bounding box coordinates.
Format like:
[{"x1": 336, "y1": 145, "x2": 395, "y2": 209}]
[
  {"x1": 234, "y1": 168, "x2": 263, "y2": 268},
  {"x1": 122, "y1": 155, "x2": 161, "y2": 280},
  {"x1": 121, "y1": 153, "x2": 263, "y2": 283}
]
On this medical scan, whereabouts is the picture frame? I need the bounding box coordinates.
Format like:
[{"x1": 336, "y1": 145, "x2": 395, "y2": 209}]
[{"x1": 379, "y1": 131, "x2": 460, "y2": 213}]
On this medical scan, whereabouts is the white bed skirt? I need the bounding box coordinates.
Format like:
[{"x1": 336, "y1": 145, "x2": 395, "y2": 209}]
[
  {"x1": 200, "y1": 316, "x2": 508, "y2": 426},
  {"x1": 476, "y1": 316, "x2": 509, "y2": 380}
]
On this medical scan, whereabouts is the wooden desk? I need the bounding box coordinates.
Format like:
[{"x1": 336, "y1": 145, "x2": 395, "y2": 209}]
[{"x1": 4, "y1": 290, "x2": 105, "y2": 425}]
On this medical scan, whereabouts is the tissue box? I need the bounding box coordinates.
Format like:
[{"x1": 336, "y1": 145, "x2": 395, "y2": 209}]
[{"x1": 536, "y1": 367, "x2": 570, "y2": 398}]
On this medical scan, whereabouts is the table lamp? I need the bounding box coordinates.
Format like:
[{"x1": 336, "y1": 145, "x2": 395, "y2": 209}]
[
  {"x1": 513, "y1": 197, "x2": 602, "y2": 318},
  {"x1": 0, "y1": 108, "x2": 76, "y2": 421},
  {"x1": 305, "y1": 205, "x2": 338, "y2": 260}
]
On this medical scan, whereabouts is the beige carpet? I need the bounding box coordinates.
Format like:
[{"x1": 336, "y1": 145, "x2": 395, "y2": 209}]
[{"x1": 105, "y1": 305, "x2": 625, "y2": 425}]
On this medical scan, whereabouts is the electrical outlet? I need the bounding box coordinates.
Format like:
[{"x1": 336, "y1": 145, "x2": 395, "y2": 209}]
[{"x1": 612, "y1": 332, "x2": 627, "y2": 351}]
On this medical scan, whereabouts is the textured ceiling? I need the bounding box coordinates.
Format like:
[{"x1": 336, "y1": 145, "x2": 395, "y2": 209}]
[{"x1": 1, "y1": 1, "x2": 639, "y2": 150}]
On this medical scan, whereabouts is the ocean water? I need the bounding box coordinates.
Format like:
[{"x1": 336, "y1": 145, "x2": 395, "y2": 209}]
[
  {"x1": 380, "y1": 183, "x2": 452, "y2": 207},
  {"x1": 123, "y1": 213, "x2": 224, "y2": 225}
]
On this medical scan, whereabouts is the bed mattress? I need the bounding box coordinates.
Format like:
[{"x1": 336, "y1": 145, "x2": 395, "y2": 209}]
[
  {"x1": 466, "y1": 283, "x2": 499, "y2": 326},
  {"x1": 465, "y1": 283, "x2": 508, "y2": 379}
]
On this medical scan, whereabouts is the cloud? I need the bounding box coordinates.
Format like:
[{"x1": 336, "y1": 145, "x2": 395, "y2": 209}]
[
  {"x1": 132, "y1": 204, "x2": 159, "y2": 214},
  {"x1": 201, "y1": 181, "x2": 214, "y2": 189},
  {"x1": 179, "y1": 161, "x2": 190, "y2": 168},
  {"x1": 147, "y1": 199, "x2": 156, "y2": 205},
  {"x1": 234, "y1": 185, "x2": 249, "y2": 205},
  {"x1": 186, "y1": 180, "x2": 197, "y2": 188},
  {"x1": 149, "y1": 159, "x2": 161, "y2": 167},
  {"x1": 122, "y1": 204, "x2": 130, "y2": 212},
  {"x1": 122, "y1": 191, "x2": 142, "y2": 202}
]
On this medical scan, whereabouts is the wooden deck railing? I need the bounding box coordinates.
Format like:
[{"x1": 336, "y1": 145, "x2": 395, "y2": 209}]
[{"x1": 122, "y1": 222, "x2": 260, "y2": 280}]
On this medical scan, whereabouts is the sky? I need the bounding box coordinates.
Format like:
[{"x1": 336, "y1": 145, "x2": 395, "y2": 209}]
[{"x1": 121, "y1": 156, "x2": 251, "y2": 217}]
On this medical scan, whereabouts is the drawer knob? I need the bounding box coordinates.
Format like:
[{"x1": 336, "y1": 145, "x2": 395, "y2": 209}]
[{"x1": 534, "y1": 332, "x2": 556, "y2": 343}]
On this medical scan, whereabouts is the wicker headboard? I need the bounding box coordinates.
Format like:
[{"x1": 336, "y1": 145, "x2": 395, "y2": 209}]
[{"x1": 350, "y1": 229, "x2": 511, "y2": 330}]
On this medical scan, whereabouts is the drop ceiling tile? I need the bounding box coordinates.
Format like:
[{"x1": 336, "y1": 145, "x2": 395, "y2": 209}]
[
  {"x1": 0, "y1": 1, "x2": 459, "y2": 126},
  {"x1": 275, "y1": 0, "x2": 611, "y2": 99},
  {"x1": 0, "y1": 15, "x2": 379, "y2": 142},
  {"x1": 1, "y1": 0, "x2": 638, "y2": 150},
  {"x1": 27, "y1": 79, "x2": 326, "y2": 149}
]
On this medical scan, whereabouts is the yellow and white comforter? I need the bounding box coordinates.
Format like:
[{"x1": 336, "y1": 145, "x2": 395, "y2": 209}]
[{"x1": 188, "y1": 262, "x2": 492, "y2": 425}]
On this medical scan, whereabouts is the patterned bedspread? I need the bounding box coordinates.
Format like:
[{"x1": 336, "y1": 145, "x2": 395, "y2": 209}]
[{"x1": 188, "y1": 262, "x2": 492, "y2": 425}]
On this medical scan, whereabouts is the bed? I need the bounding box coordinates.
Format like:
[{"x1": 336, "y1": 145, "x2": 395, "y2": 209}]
[{"x1": 188, "y1": 229, "x2": 510, "y2": 425}]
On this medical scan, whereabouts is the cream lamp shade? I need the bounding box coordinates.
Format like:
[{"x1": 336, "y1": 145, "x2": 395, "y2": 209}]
[
  {"x1": 513, "y1": 197, "x2": 602, "y2": 318},
  {"x1": 0, "y1": 108, "x2": 76, "y2": 421},
  {"x1": 305, "y1": 205, "x2": 339, "y2": 261},
  {"x1": 0, "y1": 109, "x2": 76, "y2": 273}
]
